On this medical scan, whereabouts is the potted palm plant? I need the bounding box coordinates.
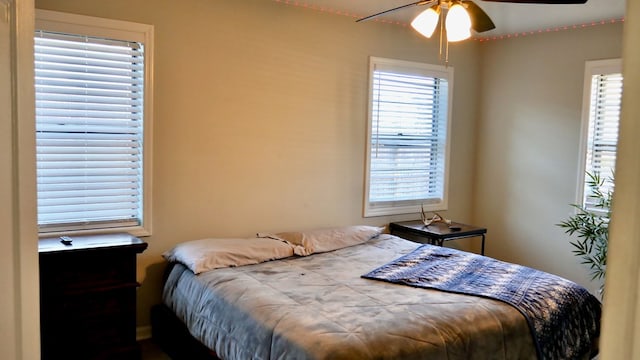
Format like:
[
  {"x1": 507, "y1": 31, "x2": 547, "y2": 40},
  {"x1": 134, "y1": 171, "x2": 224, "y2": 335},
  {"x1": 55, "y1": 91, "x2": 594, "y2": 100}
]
[{"x1": 557, "y1": 172, "x2": 612, "y2": 295}]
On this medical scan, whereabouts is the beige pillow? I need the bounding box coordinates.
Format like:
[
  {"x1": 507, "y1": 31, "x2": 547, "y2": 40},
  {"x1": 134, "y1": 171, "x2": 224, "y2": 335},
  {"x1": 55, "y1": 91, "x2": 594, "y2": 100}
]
[
  {"x1": 163, "y1": 237, "x2": 294, "y2": 274},
  {"x1": 258, "y1": 225, "x2": 384, "y2": 256}
]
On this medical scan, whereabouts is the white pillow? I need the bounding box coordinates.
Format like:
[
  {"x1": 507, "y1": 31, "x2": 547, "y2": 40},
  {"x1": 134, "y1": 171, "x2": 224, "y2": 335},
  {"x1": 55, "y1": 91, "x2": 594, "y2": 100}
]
[
  {"x1": 163, "y1": 237, "x2": 294, "y2": 274},
  {"x1": 258, "y1": 225, "x2": 384, "y2": 256}
]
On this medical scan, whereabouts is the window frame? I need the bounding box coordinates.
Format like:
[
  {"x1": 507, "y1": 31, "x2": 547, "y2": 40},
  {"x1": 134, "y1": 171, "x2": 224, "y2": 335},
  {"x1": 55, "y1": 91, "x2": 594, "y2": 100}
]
[
  {"x1": 576, "y1": 58, "x2": 622, "y2": 209},
  {"x1": 363, "y1": 57, "x2": 453, "y2": 217},
  {"x1": 35, "y1": 10, "x2": 154, "y2": 237}
]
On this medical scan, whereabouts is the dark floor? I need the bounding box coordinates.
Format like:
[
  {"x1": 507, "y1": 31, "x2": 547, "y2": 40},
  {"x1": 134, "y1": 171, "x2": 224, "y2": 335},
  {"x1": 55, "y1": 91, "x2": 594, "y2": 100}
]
[{"x1": 140, "y1": 339, "x2": 172, "y2": 360}]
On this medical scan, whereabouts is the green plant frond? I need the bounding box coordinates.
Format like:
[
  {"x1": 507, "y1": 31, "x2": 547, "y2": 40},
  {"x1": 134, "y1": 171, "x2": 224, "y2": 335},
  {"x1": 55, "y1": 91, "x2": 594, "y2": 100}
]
[{"x1": 558, "y1": 170, "x2": 612, "y2": 293}]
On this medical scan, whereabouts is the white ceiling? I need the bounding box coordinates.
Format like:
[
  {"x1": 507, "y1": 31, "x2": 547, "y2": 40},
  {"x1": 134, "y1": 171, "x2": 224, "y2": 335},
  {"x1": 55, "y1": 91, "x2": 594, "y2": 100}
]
[{"x1": 281, "y1": 0, "x2": 626, "y2": 38}]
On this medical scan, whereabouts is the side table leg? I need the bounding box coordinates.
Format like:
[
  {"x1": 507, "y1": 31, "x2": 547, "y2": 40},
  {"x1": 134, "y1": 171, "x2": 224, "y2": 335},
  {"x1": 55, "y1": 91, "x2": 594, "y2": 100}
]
[{"x1": 481, "y1": 234, "x2": 485, "y2": 256}]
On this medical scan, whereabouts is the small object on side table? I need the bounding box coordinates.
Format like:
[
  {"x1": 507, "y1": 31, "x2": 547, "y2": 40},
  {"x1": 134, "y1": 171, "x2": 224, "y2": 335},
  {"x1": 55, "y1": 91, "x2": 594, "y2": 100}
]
[
  {"x1": 389, "y1": 220, "x2": 487, "y2": 255},
  {"x1": 59, "y1": 235, "x2": 73, "y2": 245}
]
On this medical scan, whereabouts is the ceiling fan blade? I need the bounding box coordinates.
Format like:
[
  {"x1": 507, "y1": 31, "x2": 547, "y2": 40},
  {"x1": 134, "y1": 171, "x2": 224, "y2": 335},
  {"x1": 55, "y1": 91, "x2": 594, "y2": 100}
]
[
  {"x1": 482, "y1": 0, "x2": 587, "y2": 3},
  {"x1": 356, "y1": 0, "x2": 436, "y2": 22},
  {"x1": 464, "y1": 1, "x2": 496, "y2": 33}
]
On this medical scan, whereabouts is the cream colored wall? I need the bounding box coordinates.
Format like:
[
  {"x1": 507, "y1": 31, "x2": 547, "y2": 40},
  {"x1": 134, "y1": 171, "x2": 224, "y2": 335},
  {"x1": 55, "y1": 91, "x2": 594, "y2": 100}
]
[
  {"x1": 474, "y1": 23, "x2": 623, "y2": 294},
  {"x1": 34, "y1": 0, "x2": 482, "y2": 328}
]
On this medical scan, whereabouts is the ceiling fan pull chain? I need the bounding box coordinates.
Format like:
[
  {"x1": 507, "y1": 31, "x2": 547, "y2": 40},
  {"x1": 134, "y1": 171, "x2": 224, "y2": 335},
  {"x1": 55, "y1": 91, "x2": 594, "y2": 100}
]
[
  {"x1": 439, "y1": 12, "x2": 444, "y2": 60},
  {"x1": 445, "y1": 39, "x2": 450, "y2": 67}
]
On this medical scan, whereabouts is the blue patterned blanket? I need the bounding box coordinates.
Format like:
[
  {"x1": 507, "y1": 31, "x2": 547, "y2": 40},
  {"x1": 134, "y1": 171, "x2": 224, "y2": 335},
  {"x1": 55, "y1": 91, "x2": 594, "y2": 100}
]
[{"x1": 362, "y1": 245, "x2": 601, "y2": 360}]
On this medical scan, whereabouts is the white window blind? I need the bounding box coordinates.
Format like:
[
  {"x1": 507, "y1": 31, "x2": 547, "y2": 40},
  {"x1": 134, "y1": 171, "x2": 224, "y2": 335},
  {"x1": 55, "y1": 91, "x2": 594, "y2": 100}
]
[
  {"x1": 580, "y1": 59, "x2": 622, "y2": 211},
  {"x1": 365, "y1": 58, "x2": 452, "y2": 217},
  {"x1": 35, "y1": 30, "x2": 145, "y2": 233}
]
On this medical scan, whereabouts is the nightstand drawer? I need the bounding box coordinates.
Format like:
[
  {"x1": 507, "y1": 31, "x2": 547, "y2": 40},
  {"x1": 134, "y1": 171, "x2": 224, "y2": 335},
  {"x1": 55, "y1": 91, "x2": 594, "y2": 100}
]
[
  {"x1": 40, "y1": 252, "x2": 137, "y2": 294},
  {"x1": 42, "y1": 287, "x2": 137, "y2": 346}
]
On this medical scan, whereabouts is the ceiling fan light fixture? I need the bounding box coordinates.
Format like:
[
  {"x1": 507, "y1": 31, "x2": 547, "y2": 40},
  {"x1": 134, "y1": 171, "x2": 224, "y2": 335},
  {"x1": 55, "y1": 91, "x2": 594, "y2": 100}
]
[
  {"x1": 445, "y1": 3, "x2": 471, "y2": 42},
  {"x1": 411, "y1": 6, "x2": 441, "y2": 38}
]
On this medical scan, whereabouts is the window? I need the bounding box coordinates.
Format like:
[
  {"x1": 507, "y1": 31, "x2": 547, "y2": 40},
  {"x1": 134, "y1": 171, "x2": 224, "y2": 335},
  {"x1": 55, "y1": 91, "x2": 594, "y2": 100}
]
[
  {"x1": 35, "y1": 10, "x2": 153, "y2": 235},
  {"x1": 578, "y1": 59, "x2": 623, "y2": 211},
  {"x1": 364, "y1": 57, "x2": 453, "y2": 217}
]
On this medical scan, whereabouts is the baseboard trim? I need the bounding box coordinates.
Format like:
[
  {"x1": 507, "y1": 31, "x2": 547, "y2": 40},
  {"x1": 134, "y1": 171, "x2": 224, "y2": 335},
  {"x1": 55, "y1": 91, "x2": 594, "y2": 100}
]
[{"x1": 137, "y1": 325, "x2": 152, "y2": 341}]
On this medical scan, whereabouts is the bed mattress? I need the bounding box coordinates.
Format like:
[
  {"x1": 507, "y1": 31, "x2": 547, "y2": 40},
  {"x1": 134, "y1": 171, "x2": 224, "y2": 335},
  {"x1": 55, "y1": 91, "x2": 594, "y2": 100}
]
[
  {"x1": 163, "y1": 235, "x2": 536, "y2": 360},
  {"x1": 162, "y1": 234, "x2": 542, "y2": 359}
]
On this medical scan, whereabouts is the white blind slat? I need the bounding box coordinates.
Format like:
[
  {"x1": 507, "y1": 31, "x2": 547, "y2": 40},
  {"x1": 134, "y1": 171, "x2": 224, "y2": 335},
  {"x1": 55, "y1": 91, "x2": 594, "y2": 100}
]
[
  {"x1": 35, "y1": 30, "x2": 145, "y2": 230},
  {"x1": 369, "y1": 67, "x2": 448, "y2": 205},
  {"x1": 584, "y1": 72, "x2": 622, "y2": 211}
]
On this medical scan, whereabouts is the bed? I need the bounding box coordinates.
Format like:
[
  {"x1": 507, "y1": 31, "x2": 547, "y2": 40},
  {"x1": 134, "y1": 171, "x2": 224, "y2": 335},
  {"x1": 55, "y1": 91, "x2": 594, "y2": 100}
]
[{"x1": 152, "y1": 227, "x2": 600, "y2": 360}]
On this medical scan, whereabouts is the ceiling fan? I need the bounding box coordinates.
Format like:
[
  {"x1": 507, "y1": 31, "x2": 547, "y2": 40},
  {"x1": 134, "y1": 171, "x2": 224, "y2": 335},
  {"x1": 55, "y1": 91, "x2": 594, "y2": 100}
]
[{"x1": 357, "y1": 0, "x2": 589, "y2": 41}]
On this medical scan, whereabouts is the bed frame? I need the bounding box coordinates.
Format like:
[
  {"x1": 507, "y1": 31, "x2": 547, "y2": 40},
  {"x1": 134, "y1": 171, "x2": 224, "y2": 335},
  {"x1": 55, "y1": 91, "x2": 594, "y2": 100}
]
[{"x1": 151, "y1": 303, "x2": 220, "y2": 360}]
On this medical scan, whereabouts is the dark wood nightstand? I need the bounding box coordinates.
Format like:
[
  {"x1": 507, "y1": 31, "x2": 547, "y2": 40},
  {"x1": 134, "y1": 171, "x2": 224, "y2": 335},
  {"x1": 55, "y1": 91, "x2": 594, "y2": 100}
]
[
  {"x1": 389, "y1": 220, "x2": 487, "y2": 255},
  {"x1": 39, "y1": 233, "x2": 148, "y2": 360}
]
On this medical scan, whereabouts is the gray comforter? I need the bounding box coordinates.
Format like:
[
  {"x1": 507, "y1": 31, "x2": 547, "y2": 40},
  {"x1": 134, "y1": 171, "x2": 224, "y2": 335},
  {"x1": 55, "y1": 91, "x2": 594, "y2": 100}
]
[{"x1": 163, "y1": 234, "x2": 538, "y2": 360}]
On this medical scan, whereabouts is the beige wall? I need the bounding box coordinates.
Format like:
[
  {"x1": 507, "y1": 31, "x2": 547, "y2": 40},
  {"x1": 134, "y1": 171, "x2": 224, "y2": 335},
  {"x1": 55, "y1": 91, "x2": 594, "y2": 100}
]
[
  {"x1": 474, "y1": 23, "x2": 623, "y2": 294},
  {"x1": 34, "y1": 0, "x2": 482, "y2": 327}
]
